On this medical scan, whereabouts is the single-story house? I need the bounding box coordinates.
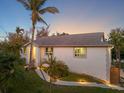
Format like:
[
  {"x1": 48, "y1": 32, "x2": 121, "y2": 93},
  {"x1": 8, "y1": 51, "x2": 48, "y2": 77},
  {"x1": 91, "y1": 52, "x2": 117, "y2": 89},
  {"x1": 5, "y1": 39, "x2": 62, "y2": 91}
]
[{"x1": 23, "y1": 32, "x2": 112, "y2": 82}]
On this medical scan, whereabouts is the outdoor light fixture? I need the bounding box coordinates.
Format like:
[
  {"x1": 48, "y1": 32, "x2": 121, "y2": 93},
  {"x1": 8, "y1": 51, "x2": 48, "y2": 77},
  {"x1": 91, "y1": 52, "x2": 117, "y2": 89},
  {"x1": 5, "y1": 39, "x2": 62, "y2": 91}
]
[{"x1": 78, "y1": 79, "x2": 88, "y2": 84}]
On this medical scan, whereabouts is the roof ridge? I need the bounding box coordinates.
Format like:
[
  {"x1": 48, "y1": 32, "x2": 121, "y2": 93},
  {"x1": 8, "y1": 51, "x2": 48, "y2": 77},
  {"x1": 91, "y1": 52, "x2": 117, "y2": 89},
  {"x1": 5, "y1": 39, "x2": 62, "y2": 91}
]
[
  {"x1": 37, "y1": 32, "x2": 104, "y2": 39},
  {"x1": 68, "y1": 32, "x2": 104, "y2": 36}
]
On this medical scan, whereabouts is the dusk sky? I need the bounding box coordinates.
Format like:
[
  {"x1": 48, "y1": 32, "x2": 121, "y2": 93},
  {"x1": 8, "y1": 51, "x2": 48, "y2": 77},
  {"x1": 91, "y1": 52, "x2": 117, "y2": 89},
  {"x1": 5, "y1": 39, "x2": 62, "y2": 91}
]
[{"x1": 0, "y1": 0, "x2": 124, "y2": 37}]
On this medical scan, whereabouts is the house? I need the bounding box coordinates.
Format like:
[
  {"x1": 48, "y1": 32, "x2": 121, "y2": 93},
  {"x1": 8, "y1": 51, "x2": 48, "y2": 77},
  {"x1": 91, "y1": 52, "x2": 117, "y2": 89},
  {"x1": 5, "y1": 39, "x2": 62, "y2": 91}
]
[{"x1": 23, "y1": 32, "x2": 112, "y2": 82}]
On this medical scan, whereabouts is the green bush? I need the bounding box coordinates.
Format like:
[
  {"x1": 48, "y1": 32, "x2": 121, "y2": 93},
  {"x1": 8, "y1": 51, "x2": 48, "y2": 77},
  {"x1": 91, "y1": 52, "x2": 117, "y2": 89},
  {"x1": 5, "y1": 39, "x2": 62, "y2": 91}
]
[
  {"x1": 42, "y1": 57, "x2": 69, "y2": 79},
  {"x1": 48, "y1": 60, "x2": 69, "y2": 79}
]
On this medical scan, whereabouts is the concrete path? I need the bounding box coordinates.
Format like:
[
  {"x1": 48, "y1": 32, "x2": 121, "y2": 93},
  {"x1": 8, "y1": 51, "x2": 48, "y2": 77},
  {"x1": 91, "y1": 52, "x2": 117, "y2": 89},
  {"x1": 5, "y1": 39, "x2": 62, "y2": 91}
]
[{"x1": 35, "y1": 69, "x2": 124, "y2": 91}]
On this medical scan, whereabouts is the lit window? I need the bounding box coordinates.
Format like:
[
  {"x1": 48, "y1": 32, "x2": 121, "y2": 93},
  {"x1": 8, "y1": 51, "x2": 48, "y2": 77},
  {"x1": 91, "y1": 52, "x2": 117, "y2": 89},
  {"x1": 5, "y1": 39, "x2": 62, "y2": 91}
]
[
  {"x1": 74, "y1": 47, "x2": 87, "y2": 57},
  {"x1": 45, "y1": 47, "x2": 53, "y2": 55}
]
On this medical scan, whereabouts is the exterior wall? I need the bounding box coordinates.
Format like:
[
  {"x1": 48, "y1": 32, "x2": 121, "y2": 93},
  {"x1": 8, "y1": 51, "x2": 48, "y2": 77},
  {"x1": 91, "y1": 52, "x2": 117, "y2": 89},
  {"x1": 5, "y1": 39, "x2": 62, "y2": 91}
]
[
  {"x1": 106, "y1": 47, "x2": 112, "y2": 82},
  {"x1": 35, "y1": 47, "x2": 41, "y2": 66},
  {"x1": 40, "y1": 47, "x2": 111, "y2": 81},
  {"x1": 25, "y1": 45, "x2": 37, "y2": 64},
  {"x1": 25, "y1": 46, "x2": 30, "y2": 64}
]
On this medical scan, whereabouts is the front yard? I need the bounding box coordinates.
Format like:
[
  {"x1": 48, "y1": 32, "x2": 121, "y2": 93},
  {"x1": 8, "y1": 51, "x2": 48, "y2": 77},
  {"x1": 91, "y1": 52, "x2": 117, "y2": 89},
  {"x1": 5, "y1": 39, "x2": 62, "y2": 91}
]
[
  {"x1": 60, "y1": 72, "x2": 104, "y2": 84},
  {"x1": 9, "y1": 65, "x2": 124, "y2": 93}
]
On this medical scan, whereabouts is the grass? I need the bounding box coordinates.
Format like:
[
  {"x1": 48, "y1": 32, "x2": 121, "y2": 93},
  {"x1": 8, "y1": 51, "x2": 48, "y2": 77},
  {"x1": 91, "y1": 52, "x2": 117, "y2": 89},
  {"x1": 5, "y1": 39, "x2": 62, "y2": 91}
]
[
  {"x1": 9, "y1": 65, "x2": 124, "y2": 93},
  {"x1": 60, "y1": 72, "x2": 104, "y2": 83}
]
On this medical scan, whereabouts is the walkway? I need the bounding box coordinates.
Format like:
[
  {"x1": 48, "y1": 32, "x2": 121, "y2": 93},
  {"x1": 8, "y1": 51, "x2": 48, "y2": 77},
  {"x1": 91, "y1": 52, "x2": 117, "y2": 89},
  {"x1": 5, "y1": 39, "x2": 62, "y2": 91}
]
[{"x1": 35, "y1": 69, "x2": 124, "y2": 91}]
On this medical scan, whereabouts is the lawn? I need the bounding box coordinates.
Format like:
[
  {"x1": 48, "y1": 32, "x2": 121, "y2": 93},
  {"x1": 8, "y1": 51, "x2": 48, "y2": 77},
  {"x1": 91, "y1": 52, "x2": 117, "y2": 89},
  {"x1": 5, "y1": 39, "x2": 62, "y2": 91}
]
[
  {"x1": 60, "y1": 72, "x2": 104, "y2": 84},
  {"x1": 9, "y1": 65, "x2": 124, "y2": 93}
]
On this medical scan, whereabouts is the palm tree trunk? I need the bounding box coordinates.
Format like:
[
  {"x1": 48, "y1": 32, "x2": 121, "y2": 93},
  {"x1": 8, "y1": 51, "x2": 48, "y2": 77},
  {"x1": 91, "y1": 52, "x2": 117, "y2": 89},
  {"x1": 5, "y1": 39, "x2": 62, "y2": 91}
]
[{"x1": 29, "y1": 24, "x2": 35, "y2": 66}]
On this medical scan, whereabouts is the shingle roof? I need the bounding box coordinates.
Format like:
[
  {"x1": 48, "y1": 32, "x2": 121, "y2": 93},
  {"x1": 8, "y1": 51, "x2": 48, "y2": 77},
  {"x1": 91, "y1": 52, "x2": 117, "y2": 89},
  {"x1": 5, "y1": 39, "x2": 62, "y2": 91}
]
[{"x1": 33, "y1": 32, "x2": 112, "y2": 47}]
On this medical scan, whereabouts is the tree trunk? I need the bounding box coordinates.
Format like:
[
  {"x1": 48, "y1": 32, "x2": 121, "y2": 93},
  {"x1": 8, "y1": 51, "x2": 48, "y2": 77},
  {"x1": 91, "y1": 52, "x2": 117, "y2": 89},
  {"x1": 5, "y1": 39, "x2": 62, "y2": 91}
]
[
  {"x1": 29, "y1": 24, "x2": 35, "y2": 65},
  {"x1": 115, "y1": 47, "x2": 121, "y2": 82},
  {"x1": 115, "y1": 47, "x2": 121, "y2": 68}
]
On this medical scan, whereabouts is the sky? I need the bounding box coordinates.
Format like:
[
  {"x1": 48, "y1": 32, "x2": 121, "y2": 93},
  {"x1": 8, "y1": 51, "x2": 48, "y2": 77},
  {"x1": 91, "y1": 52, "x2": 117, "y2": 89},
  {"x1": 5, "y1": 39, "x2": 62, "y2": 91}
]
[{"x1": 0, "y1": 0, "x2": 124, "y2": 38}]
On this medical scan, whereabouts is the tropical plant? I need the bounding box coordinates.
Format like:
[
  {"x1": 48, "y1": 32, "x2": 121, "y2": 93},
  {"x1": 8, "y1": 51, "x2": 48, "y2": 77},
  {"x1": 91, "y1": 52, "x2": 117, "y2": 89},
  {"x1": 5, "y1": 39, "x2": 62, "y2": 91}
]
[
  {"x1": 41, "y1": 55, "x2": 69, "y2": 93},
  {"x1": 0, "y1": 52, "x2": 24, "y2": 93},
  {"x1": 109, "y1": 28, "x2": 124, "y2": 67},
  {"x1": 17, "y1": 0, "x2": 59, "y2": 65},
  {"x1": 47, "y1": 58, "x2": 68, "y2": 80}
]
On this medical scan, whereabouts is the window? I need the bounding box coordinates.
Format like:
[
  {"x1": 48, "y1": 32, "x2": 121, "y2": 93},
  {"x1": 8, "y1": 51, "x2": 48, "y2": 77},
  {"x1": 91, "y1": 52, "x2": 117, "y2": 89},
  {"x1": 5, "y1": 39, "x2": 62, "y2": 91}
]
[
  {"x1": 45, "y1": 47, "x2": 53, "y2": 56},
  {"x1": 74, "y1": 47, "x2": 87, "y2": 57}
]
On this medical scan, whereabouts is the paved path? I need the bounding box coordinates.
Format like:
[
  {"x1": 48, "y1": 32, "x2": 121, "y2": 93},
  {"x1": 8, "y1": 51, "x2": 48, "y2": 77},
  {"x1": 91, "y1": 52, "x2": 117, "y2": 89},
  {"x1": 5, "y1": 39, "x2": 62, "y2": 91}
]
[{"x1": 35, "y1": 69, "x2": 124, "y2": 90}]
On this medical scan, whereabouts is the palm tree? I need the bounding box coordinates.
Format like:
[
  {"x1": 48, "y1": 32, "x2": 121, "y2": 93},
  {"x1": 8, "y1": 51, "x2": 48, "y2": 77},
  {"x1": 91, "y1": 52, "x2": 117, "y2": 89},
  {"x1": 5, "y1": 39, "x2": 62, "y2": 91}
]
[{"x1": 17, "y1": 0, "x2": 59, "y2": 65}]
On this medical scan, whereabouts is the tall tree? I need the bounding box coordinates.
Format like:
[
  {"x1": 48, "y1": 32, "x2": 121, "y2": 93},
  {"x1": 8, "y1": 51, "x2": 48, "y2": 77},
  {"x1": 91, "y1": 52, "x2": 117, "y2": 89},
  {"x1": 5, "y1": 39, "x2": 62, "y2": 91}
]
[
  {"x1": 6, "y1": 27, "x2": 29, "y2": 57},
  {"x1": 17, "y1": 0, "x2": 59, "y2": 65},
  {"x1": 109, "y1": 28, "x2": 124, "y2": 67}
]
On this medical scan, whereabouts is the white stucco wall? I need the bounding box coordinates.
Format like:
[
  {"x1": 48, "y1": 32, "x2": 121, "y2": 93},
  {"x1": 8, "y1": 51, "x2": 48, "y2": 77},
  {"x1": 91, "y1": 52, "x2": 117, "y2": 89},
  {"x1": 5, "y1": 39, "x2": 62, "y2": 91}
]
[
  {"x1": 25, "y1": 45, "x2": 37, "y2": 64},
  {"x1": 26, "y1": 46, "x2": 30, "y2": 64},
  {"x1": 51, "y1": 47, "x2": 111, "y2": 81},
  {"x1": 28, "y1": 46, "x2": 111, "y2": 82},
  {"x1": 106, "y1": 47, "x2": 112, "y2": 82}
]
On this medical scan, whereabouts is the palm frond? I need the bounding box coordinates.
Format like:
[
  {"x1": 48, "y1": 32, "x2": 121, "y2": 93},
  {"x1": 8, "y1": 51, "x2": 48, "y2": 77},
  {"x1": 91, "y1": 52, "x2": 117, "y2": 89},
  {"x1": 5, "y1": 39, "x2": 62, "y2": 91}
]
[
  {"x1": 29, "y1": 0, "x2": 46, "y2": 10},
  {"x1": 37, "y1": 16, "x2": 48, "y2": 26},
  {"x1": 17, "y1": 0, "x2": 31, "y2": 10},
  {"x1": 39, "y1": 7, "x2": 59, "y2": 14},
  {"x1": 36, "y1": 0, "x2": 47, "y2": 10}
]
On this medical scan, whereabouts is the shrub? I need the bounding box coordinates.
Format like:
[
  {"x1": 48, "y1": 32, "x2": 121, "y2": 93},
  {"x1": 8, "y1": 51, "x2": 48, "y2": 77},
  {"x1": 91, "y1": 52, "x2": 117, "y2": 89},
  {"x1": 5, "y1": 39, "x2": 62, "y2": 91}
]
[{"x1": 41, "y1": 56, "x2": 69, "y2": 80}]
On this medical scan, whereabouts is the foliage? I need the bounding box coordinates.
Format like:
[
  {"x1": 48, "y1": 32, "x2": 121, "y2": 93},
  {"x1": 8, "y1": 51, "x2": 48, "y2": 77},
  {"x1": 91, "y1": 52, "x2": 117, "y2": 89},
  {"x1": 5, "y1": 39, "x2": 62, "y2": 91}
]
[
  {"x1": 5, "y1": 65, "x2": 124, "y2": 93},
  {"x1": 17, "y1": 0, "x2": 59, "y2": 26},
  {"x1": 0, "y1": 41, "x2": 19, "y2": 57},
  {"x1": 109, "y1": 28, "x2": 124, "y2": 64},
  {"x1": 36, "y1": 26, "x2": 50, "y2": 38},
  {"x1": 0, "y1": 27, "x2": 30, "y2": 58},
  {"x1": 56, "y1": 32, "x2": 69, "y2": 36},
  {"x1": 0, "y1": 52, "x2": 25, "y2": 93},
  {"x1": 42, "y1": 56, "x2": 69, "y2": 80},
  {"x1": 109, "y1": 28, "x2": 124, "y2": 47},
  {"x1": 0, "y1": 27, "x2": 30, "y2": 93},
  {"x1": 52, "y1": 32, "x2": 69, "y2": 36},
  {"x1": 8, "y1": 27, "x2": 29, "y2": 47},
  {"x1": 41, "y1": 55, "x2": 67, "y2": 93}
]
